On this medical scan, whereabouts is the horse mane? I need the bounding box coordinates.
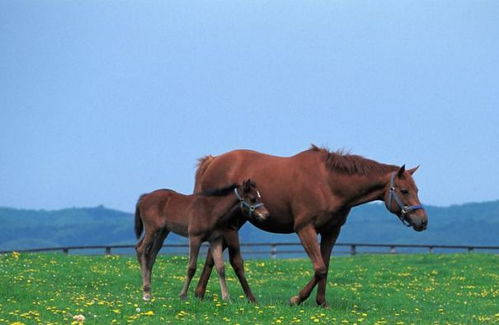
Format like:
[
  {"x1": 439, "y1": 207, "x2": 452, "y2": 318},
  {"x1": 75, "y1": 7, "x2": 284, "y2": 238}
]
[
  {"x1": 309, "y1": 144, "x2": 397, "y2": 176},
  {"x1": 197, "y1": 183, "x2": 238, "y2": 197}
]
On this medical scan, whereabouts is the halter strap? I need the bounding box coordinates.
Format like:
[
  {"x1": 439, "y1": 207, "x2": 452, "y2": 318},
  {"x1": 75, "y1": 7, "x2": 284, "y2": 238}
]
[
  {"x1": 234, "y1": 187, "x2": 264, "y2": 216},
  {"x1": 387, "y1": 172, "x2": 424, "y2": 227}
]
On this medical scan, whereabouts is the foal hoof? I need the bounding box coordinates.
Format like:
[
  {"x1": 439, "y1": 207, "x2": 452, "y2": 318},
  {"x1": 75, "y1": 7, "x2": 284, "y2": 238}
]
[
  {"x1": 142, "y1": 294, "x2": 151, "y2": 301},
  {"x1": 289, "y1": 296, "x2": 301, "y2": 306},
  {"x1": 319, "y1": 302, "x2": 330, "y2": 309},
  {"x1": 247, "y1": 297, "x2": 257, "y2": 304},
  {"x1": 179, "y1": 293, "x2": 188, "y2": 300}
]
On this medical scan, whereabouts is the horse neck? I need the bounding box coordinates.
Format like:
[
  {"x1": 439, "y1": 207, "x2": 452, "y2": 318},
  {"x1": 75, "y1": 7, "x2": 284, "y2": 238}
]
[{"x1": 330, "y1": 171, "x2": 393, "y2": 208}]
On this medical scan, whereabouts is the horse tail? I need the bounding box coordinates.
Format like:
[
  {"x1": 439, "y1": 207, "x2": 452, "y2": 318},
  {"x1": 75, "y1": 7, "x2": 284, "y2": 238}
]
[
  {"x1": 194, "y1": 155, "x2": 215, "y2": 192},
  {"x1": 134, "y1": 196, "x2": 145, "y2": 239}
]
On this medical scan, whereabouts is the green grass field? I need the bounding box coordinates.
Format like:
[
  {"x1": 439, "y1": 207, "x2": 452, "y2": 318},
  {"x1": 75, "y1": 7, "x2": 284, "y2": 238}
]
[{"x1": 0, "y1": 252, "x2": 497, "y2": 324}]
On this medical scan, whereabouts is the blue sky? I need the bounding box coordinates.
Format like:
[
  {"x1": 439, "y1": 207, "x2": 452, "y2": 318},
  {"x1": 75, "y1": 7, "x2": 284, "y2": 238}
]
[{"x1": 1, "y1": 0, "x2": 498, "y2": 212}]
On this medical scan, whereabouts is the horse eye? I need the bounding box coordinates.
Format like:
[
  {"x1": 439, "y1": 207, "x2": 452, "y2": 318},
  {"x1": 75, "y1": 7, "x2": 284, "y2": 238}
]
[{"x1": 401, "y1": 189, "x2": 409, "y2": 195}]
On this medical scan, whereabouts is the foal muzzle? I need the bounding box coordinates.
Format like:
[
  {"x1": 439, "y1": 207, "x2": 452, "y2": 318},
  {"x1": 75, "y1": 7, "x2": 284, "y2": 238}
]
[{"x1": 234, "y1": 188, "x2": 265, "y2": 218}]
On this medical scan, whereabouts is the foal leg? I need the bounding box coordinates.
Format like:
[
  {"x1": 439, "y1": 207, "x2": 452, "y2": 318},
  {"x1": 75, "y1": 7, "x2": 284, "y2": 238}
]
[
  {"x1": 211, "y1": 237, "x2": 230, "y2": 301},
  {"x1": 290, "y1": 225, "x2": 327, "y2": 306},
  {"x1": 194, "y1": 247, "x2": 215, "y2": 299},
  {"x1": 149, "y1": 229, "x2": 169, "y2": 266},
  {"x1": 226, "y1": 230, "x2": 256, "y2": 303},
  {"x1": 143, "y1": 228, "x2": 169, "y2": 300},
  {"x1": 179, "y1": 235, "x2": 202, "y2": 299},
  {"x1": 136, "y1": 229, "x2": 157, "y2": 301}
]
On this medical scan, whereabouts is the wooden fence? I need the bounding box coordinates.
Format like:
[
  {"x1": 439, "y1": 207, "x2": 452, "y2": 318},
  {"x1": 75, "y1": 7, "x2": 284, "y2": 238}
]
[{"x1": 1, "y1": 242, "x2": 498, "y2": 257}]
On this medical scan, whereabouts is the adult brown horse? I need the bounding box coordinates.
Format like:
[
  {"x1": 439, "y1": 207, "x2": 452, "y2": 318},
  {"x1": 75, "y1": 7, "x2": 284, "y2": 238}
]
[{"x1": 193, "y1": 145, "x2": 428, "y2": 307}]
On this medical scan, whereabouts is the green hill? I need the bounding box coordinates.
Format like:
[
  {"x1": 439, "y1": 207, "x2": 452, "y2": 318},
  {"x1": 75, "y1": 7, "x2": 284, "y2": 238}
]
[{"x1": 0, "y1": 200, "x2": 498, "y2": 251}]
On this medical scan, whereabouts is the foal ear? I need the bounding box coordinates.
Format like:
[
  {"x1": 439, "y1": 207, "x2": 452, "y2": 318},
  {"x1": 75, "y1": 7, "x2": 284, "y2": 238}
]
[
  {"x1": 407, "y1": 165, "x2": 420, "y2": 175},
  {"x1": 397, "y1": 165, "x2": 406, "y2": 178},
  {"x1": 243, "y1": 179, "x2": 252, "y2": 191}
]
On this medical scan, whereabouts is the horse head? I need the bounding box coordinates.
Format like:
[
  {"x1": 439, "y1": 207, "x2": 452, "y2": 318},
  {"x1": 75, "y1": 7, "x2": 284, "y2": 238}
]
[
  {"x1": 384, "y1": 165, "x2": 428, "y2": 232},
  {"x1": 235, "y1": 179, "x2": 270, "y2": 222}
]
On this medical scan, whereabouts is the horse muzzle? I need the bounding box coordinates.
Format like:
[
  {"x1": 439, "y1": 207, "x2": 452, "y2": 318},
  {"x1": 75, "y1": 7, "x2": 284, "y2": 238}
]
[
  {"x1": 405, "y1": 212, "x2": 428, "y2": 232},
  {"x1": 412, "y1": 219, "x2": 428, "y2": 232}
]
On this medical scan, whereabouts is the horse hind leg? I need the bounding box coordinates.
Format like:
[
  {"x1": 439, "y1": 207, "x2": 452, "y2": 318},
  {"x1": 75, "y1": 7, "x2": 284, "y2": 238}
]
[{"x1": 211, "y1": 237, "x2": 230, "y2": 301}]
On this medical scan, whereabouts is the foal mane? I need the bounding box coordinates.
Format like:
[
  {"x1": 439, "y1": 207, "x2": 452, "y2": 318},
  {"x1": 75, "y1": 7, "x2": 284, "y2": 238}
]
[
  {"x1": 198, "y1": 183, "x2": 238, "y2": 197},
  {"x1": 309, "y1": 144, "x2": 397, "y2": 176}
]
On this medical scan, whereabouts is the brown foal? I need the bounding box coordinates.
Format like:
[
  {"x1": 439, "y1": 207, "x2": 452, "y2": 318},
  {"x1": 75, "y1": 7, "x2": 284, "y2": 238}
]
[{"x1": 135, "y1": 179, "x2": 269, "y2": 301}]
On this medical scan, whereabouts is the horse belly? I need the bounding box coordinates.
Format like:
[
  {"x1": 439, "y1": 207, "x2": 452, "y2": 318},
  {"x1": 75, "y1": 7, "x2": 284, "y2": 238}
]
[
  {"x1": 315, "y1": 212, "x2": 348, "y2": 232},
  {"x1": 250, "y1": 215, "x2": 295, "y2": 234}
]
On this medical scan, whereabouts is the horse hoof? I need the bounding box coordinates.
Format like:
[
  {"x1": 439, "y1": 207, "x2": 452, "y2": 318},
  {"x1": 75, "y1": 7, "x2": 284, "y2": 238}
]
[
  {"x1": 179, "y1": 294, "x2": 188, "y2": 300},
  {"x1": 142, "y1": 294, "x2": 151, "y2": 301},
  {"x1": 289, "y1": 296, "x2": 301, "y2": 306}
]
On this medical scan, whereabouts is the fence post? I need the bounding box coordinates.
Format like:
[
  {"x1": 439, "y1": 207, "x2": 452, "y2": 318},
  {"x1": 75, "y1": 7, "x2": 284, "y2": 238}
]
[
  {"x1": 270, "y1": 244, "x2": 277, "y2": 259},
  {"x1": 350, "y1": 244, "x2": 357, "y2": 256},
  {"x1": 105, "y1": 247, "x2": 112, "y2": 255}
]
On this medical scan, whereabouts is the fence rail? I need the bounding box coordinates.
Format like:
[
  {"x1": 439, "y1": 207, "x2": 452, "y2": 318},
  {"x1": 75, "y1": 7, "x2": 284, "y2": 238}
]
[{"x1": 1, "y1": 242, "x2": 498, "y2": 257}]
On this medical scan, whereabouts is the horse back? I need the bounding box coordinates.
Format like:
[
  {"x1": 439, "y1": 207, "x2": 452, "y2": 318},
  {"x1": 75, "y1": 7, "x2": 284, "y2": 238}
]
[
  {"x1": 195, "y1": 149, "x2": 326, "y2": 190},
  {"x1": 194, "y1": 149, "x2": 333, "y2": 232}
]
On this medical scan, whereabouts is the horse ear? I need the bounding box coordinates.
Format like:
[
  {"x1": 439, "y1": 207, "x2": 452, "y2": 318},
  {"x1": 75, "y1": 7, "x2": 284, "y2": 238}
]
[
  {"x1": 397, "y1": 165, "x2": 406, "y2": 178},
  {"x1": 408, "y1": 165, "x2": 419, "y2": 175}
]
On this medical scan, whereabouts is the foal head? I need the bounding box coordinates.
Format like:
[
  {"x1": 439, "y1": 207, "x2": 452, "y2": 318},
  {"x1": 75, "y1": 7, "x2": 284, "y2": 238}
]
[
  {"x1": 384, "y1": 165, "x2": 428, "y2": 232},
  {"x1": 234, "y1": 179, "x2": 270, "y2": 222}
]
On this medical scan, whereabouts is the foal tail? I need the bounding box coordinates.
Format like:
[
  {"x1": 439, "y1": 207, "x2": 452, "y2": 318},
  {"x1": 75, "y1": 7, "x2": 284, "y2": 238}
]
[{"x1": 134, "y1": 196, "x2": 145, "y2": 239}]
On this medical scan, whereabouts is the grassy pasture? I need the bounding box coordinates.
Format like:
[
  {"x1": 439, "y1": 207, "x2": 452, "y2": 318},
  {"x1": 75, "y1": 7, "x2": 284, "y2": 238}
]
[{"x1": 0, "y1": 253, "x2": 497, "y2": 324}]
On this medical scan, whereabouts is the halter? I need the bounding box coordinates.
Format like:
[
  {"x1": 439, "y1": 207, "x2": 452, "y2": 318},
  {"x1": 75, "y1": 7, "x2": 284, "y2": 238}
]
[
  {"x1": 386, "y1": 172, "x2": 424, "y2": 227},
  {"x1": 234, "y1": 187, "x2": 264, "y2": 217}
]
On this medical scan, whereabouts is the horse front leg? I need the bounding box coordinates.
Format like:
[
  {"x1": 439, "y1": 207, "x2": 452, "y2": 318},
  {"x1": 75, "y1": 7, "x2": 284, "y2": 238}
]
[
  {"x1": 315, "y1": 226, "x2": 341, "y2": 307},
  {"x1": 211, "y1": 237, "x2": 230, "y2": 301},
  {"x1": 179, "y1": 235, "x2": 202, "y2": 300},
  {"x1": 290, "y1": 224, "x2": 326, "y2": 306}
]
